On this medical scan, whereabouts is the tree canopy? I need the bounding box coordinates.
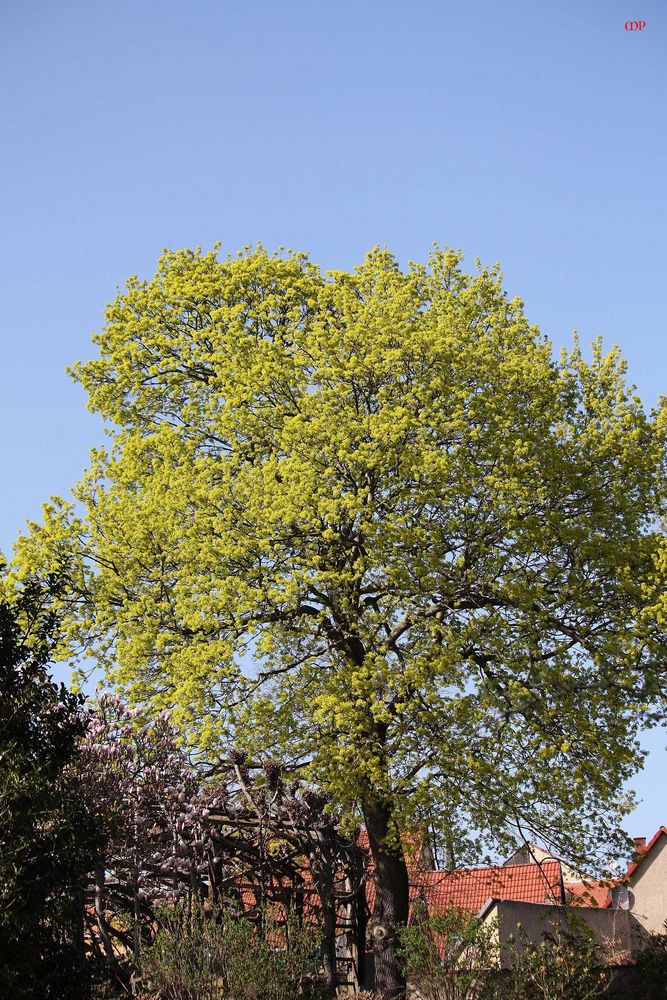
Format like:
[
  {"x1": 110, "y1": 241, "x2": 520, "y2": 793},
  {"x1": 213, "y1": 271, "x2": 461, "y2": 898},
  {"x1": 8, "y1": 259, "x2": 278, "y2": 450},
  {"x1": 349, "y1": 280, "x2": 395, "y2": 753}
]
[{"x1": 7, "y1": 244, "x2": 667, "y2": 995}]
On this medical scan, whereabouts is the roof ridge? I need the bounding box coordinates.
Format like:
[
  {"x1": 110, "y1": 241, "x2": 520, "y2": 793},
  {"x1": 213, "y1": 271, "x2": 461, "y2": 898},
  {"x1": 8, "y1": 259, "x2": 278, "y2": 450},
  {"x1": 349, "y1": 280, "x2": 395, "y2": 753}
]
[
  {"x1": 624, "y1": 825, "x2": 667, "y2": 881},
  {"x1": 410, "y1": 859, "x2": 561, "y2": 877}
]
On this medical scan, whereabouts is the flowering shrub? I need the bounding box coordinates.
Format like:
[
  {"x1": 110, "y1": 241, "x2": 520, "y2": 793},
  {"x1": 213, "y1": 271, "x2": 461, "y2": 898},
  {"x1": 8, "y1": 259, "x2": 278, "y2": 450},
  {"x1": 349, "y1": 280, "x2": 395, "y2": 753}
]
[
  {"x1": 397, "y1": 904, "x2": 499, "y2": 1000},
  {"x1": 490, "y1": 917, "x2": 607, "y2": 1000},
  {"x1": 74, "y1": 694, "x2": 216, "y2": 974}
]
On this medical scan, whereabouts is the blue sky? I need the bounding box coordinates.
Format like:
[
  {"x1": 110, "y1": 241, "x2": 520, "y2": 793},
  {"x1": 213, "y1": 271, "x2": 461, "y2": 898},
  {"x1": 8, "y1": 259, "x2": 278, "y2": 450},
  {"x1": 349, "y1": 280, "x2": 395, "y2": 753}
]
[{"x1": 1, "y1": 0, "x2": 665, "y2": 842}]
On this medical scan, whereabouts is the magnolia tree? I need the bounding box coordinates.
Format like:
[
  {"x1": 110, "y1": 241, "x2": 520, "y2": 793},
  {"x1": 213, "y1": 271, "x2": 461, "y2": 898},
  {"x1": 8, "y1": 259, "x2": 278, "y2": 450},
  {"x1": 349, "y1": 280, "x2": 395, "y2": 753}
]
[
  {"x1": 0, "y1": 575, "x2": 360, "y2": 993},
  {"x1": 8, "y1": 245, "x2": 667, "y2": 997},
  {"x1": 77, "y1": 697, "x2": 361, "y2": 995},
  {"x1": 74, "y1": 694, "x2": 210, "y2": 971}
]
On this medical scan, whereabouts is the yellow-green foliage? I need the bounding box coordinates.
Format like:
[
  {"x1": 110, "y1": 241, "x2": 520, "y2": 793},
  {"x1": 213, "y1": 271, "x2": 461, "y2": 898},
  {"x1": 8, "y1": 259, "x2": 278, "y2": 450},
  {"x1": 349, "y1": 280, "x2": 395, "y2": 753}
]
[{"x1": 6, "y1": 245, "x2": 667, "y2": 866}]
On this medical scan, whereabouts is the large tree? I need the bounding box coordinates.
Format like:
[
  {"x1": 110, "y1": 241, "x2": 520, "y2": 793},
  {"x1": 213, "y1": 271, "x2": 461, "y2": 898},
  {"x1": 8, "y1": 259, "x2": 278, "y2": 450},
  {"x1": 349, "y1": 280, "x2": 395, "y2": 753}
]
[{"x1": 8, "y1": 246, "x2": 667, "y2": 997}]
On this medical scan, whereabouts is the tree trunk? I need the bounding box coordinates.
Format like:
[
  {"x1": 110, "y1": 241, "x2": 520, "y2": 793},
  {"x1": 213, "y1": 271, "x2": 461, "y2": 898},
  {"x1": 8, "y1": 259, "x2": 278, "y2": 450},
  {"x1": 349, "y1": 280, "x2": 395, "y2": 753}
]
[
  {"x1": 363, "y1": 796, "x2": 410, "y2": 1000},
  {"x1": 320, "y1": 893, "x2": 338, "y2": 998},
  {"x1": 94, "y1": 863, "x2": 115, "y2": 962}
]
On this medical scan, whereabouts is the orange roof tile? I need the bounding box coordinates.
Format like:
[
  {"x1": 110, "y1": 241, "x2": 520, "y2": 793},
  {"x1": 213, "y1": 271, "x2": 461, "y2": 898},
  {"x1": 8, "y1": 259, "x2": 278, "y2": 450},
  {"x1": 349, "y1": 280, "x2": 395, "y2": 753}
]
[
  {"x1": 363, "y1": 859, "x2": 564, "y2": 918},
  {"x1": 563, "y1": 880, "x2": 612, "y2": 908},
  {"x1": 408, "y1": 860, "x2": 564, "y2": 915},
  {"x1": 356, "y1": 828, "x2": 427, "y2": 866}
]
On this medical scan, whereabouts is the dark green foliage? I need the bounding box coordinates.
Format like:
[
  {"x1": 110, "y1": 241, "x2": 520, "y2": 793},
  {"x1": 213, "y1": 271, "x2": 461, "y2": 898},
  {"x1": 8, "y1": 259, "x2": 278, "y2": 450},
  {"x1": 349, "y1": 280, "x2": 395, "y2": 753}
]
[
  {"x1": 631, "y1": 922, "x2": 667, "y2": 999},
  {"x1": 0, "y1": 583, "x2": 99, "y2": 999}
]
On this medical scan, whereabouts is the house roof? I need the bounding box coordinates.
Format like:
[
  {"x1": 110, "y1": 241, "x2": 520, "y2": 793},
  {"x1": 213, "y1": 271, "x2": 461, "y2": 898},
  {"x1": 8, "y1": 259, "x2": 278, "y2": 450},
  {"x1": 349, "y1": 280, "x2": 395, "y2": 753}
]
[
  {"x1": 242, "y1": 827, "x2": 663, "y2": 924},
  {"x1": 624, "y1": 826, "x2": 667, "y2": 882},
  {"x1": 563, "y1": 826, "x2": 667, "y2": 908},
  {"x1": 356, "y1": 828, "x2": 428, "y2": 867},
  {"x1": 563, "y1": 880, "x2": 612, "y2": 908},
  {"x1": 362, "y1": 859, "x2": 565, "y2": 919},
  {"x1": 358, "y1": 831, "x2": 633, "y2": 916},
  {"x1": 235, "y1": 828, "x2": 667, "y2": 930},
  {"x1": 409, "y1": 860, "x2": 564, "y2": 915},
  {"x1": 357, "y1": 830, "x2": 565, "y2": 915}
]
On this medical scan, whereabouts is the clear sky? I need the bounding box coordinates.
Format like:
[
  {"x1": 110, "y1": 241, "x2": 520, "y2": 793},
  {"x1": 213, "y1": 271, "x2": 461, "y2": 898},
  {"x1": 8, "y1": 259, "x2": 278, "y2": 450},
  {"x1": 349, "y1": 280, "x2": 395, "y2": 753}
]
[{"x1": 1, "y1": 0, "x2": 665, "y2": 843}]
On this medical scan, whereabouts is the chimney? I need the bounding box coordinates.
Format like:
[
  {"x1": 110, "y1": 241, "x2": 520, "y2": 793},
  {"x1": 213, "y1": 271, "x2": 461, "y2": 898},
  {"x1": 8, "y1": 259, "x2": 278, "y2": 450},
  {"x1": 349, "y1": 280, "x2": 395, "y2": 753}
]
[{"x1": 627, "y1": 837, "x2": 647, "y2": 873}]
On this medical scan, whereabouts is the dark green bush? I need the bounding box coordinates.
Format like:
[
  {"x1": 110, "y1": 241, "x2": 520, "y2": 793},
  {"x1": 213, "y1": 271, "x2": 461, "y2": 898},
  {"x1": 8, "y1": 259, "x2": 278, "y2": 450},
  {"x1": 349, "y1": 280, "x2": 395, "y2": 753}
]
[
  {"x1": 0, "y1": 589, "x2": 100, "y2": 1000},
  {"x1": 631, "y1": 922, "x2": 667, "y2": 1000}
]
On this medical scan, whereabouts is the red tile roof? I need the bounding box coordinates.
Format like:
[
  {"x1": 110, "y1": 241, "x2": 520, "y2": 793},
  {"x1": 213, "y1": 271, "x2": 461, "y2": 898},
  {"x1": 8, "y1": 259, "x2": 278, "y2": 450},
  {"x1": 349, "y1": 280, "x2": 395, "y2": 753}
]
[
  {"x1": 409, "y1": 860, "x2": 564, "y2": 915},
  {"x1": 363, "y1": 859, "x2": 564, "y2": 919},
  {"x1": 239, "y1": 828, "x2": 659, "y2": 926},
  {"x1": 563, "y1": 880, "x2": 612, "y2": 908},
  {"x1": 356, "y1": 828, "x2": 427, "y2": 866},
  {"x1": 561, "y1": 826, "x2": 667, "y2": 910},
  {"x1": 357, "y1": 830, "x2": 645, "y2": 915},
  {"x1": 358, "y1": 830, "x2": 565, "y2": 914}
]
